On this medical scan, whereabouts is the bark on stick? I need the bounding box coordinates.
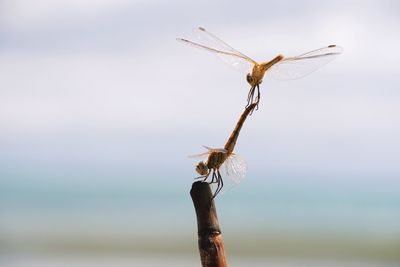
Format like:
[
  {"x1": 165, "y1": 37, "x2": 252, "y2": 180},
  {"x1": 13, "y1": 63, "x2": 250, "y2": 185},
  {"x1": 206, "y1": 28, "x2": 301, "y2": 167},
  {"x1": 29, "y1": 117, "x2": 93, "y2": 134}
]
[{"x1": 190, "y1": 181, "x2": 227, "y2": 267}]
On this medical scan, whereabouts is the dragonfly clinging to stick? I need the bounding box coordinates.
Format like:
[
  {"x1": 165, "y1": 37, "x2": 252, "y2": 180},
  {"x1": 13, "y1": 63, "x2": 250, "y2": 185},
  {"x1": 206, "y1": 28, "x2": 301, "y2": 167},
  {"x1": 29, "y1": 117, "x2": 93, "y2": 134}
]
[
  {"x1": 177, "y1": 27, "x2": 343, "y2": 110},
  {"x1": 190, "y1": 103, "x2": 257, "y2": 198}
]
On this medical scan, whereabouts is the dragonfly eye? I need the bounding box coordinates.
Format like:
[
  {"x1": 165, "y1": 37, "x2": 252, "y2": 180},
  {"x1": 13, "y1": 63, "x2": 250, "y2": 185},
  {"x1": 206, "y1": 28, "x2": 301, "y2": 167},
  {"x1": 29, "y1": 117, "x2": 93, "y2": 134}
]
[
  {"x1": 195, "y1": 161, "x2": 208, "y2": 175},
  {"x1": 246, "y1": 73, "x2": 253, "y2": 84}
]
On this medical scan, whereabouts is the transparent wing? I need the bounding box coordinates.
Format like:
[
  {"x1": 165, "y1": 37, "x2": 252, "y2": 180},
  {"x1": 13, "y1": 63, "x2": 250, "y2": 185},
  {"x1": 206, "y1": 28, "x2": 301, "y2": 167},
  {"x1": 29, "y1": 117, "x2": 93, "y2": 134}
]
[
  {"x1": 177, "y1": 27, "x2": 255, "y2": 72},
  {"x1": 188, "y1": 151, "x2": 210, "y2": 159},
  {"x1": 214, "y1": 153, "x2": 247, "y2": 195},
  {"x1": 224, "y1": 153, "x2": 247, "y2": 184},
  {"x1": 193, "y1": 27, "x2": 256, "y2": 65},
  {"x1": 202, "y1": 145, "x2": 227, "y2": 153},
  {"x1": 188, "y1": 146, "x2": 227, "y2": 159},
  {"x1": 268, "y1": 45, "x2": 343, "y2": 80}
]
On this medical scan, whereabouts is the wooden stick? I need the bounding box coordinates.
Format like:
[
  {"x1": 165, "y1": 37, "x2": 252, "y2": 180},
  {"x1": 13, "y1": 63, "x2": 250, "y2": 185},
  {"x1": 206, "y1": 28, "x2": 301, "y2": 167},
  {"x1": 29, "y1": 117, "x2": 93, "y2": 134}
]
[{"x1": 190, "y1": 181, "x2": 227, "y2": 267}]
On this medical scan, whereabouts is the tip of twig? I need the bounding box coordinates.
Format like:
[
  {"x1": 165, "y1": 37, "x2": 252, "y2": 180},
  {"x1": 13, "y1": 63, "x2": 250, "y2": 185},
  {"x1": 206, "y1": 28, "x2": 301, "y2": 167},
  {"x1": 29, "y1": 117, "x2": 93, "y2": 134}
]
[{"x1": 190, "y1": 181, "x2": 213, "y2": 202}]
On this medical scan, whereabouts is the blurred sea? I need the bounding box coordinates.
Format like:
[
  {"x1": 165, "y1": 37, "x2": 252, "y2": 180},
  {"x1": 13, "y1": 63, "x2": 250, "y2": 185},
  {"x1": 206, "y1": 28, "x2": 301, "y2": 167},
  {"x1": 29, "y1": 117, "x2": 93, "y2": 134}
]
[{"x1": 1, "y1": 172, "x2": 399, "y2": 267}]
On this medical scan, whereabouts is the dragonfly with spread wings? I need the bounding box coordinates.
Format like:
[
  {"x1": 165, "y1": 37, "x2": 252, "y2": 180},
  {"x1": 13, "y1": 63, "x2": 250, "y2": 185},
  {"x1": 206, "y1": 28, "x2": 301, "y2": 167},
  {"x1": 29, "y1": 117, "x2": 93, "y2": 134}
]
[
  {"x1": 190, "y1": 103, "x2": 257, "y2": 198},
  {"x1": 177, "y1": 27, "x2": 343, "y2": 110}
]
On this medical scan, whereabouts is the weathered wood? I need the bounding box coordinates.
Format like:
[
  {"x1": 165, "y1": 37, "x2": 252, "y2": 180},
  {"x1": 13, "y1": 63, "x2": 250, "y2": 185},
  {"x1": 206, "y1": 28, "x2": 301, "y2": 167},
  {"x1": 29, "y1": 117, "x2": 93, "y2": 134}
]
[{"x1": 190, "y1": 181, "x2": 227, "y2": 267}]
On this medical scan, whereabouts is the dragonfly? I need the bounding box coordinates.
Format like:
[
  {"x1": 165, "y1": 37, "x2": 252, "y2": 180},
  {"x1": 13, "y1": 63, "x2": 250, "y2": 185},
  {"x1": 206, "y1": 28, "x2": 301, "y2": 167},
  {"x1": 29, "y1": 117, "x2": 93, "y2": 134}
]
[
  {"x1": 190, "y1": 103, "x2": 257, "y2": 198},
  {"x1": 177, "y1": 27, "x2": 343, "y2": 110}
]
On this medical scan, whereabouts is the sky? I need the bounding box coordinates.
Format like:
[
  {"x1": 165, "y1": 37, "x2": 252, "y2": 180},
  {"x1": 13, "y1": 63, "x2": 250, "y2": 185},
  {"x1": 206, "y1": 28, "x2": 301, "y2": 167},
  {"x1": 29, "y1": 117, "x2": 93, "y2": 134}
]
[{"x1": 1, "y1": 0, "x2": 400, "y2": 186}]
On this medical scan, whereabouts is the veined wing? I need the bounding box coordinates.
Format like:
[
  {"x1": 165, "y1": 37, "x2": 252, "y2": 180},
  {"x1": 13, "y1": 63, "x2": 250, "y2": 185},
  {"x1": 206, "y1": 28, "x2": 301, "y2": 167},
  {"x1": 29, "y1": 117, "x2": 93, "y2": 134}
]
[
  {"x1": 188, "y1": 151, "x2": 209, "y2": 159},
  {"x1": 177, "y1": 27, "x2": 255, "y2": 72},
  {"x1": 202, "y1": 145, "x2": 227, "y2": 153},
  {"x1": 193, "y1": 27, "x2": 256, "y2": 64},
  {"x1": 218, "y1": 153, "x2": 247, "y2": 194},
  {"x1": 188, "y1": 146, "x2": 227, "y2": 159},
  {"x1": 268, "y1": 45, "x2": 343, "y2": 80}
]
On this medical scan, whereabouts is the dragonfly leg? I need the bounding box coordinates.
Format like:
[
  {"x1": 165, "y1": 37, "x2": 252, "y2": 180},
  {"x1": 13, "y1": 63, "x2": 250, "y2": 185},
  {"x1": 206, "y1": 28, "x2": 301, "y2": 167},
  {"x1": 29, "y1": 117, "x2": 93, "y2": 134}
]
[
  {"x1": 213, "y1": 176, "x2": 220, "y2": 198},
  {"x1": 255, "y1": 84, "x2": 260, "y2": 110},
  {"x1": 207, "y1": 171, "x2": 215, "y2": 183},
  {"x1": 246, "y1": 86, "x2": 250, "y2": 106},
  {"x1": 246, "y1": 86, "x2": 255, "y2": 108},
  {"x1": 218, "y1": 171, "x2": 224, "y2": 195},
  {"x1": 212, "y1": 170, "x2": 224, "y2": 199},
  {"x1": 250, "y1": 87, "x2": 255, "y2": 106},
  {"x1": 195, "y1": 172, "x2": 210, "y2": 182},
  {"x1": 246, "y1": 86, "x2": 252, "y2": 104},
  {"x1": 212, "y1": 171, "x2": 218, "y2": 184},
  {"x1": 248, "y1": 85, "x2": 260, "y2": 115},
  {"x1": 205, "y1": 170, "x2": 216, "y2": 184}
]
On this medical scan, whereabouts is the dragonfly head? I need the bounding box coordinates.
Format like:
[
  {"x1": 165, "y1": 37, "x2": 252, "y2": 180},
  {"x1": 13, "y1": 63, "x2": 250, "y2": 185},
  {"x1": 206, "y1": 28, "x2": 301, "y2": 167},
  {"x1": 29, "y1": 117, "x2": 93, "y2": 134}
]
[
  {"x1": 246, "y1": 73, "x2": 253, "y2": 85},
  {"x1": 246, "y1": 73, "x2": 262, "y2": 86},
  {"x1": 195, "y1": 161, "x2": 209, "y2": 176}
]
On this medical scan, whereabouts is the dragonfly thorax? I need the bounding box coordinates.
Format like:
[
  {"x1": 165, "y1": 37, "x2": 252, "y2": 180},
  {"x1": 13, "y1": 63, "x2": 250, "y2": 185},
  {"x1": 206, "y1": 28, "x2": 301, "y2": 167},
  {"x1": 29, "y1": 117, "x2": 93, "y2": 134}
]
[
  {"x1": 194, "y1": 150, "x2": 229, "y2": 176},
  {"x1": 207, "y1": 151, "x2": 228, "y2": 170},
  {"x1": 247, "y1": 65, "x2": 265, "y2": 86}
]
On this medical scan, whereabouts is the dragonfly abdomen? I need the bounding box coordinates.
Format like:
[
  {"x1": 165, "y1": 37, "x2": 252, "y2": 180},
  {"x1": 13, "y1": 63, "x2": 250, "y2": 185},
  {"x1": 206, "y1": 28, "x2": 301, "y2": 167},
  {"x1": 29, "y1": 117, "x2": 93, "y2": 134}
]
[{"x1": 224, "y1": 103, "x2": 257, "y2": 153}]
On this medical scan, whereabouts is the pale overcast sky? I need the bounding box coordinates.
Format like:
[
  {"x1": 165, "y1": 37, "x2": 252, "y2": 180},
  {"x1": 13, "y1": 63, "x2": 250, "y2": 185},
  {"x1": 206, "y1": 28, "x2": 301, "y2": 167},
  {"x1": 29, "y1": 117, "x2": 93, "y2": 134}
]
[{"x1": 1, "y1": 0, "x2": 399, "y2": 185}]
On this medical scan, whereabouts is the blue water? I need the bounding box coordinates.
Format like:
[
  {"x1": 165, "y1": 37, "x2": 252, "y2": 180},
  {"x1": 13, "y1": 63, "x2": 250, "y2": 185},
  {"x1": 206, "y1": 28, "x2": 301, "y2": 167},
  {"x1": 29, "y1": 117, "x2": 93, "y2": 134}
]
[{"x1": 1, "y1": 169, "x2": 399, "y2": 242}]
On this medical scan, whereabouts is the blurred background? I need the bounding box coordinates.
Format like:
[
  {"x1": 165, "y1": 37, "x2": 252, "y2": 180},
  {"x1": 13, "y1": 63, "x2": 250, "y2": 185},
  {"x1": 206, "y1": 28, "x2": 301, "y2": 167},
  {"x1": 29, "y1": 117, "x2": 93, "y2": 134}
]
[{"x1": 1, "y1": 0, "x2": 399, "y2": 266}]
